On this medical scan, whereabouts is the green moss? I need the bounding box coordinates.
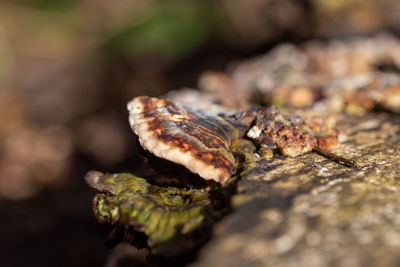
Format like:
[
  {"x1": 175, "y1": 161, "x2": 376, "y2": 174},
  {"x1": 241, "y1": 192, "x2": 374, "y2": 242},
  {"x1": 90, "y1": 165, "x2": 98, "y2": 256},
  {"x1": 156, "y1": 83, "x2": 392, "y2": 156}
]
[
  {"x1": 91, "y1": 173, "x2": 211, "y2": 246},
  {"x1": 230, "y1": 139, "x2": 260, "y2": 175}
]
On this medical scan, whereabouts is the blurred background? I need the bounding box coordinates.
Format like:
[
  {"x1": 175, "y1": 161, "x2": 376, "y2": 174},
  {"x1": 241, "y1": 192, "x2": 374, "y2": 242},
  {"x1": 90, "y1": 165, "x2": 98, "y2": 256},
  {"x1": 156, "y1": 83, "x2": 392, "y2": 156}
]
[{"x1": 1, "y1": 0, "x2": 400, "y2": 266}]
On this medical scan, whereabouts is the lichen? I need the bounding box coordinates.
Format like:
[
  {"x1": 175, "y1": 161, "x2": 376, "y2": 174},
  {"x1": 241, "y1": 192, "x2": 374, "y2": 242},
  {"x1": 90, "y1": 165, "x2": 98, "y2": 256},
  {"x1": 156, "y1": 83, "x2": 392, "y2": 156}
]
[
  {"x1": 194, "y1": 113, "x2": 400, "y2": 267},
  {"x1": 87, "y1": 172, "x2": 212, "y2": 246},
  {"x1": 230, "y1": 139, "x2": 259, "y2": 176}
]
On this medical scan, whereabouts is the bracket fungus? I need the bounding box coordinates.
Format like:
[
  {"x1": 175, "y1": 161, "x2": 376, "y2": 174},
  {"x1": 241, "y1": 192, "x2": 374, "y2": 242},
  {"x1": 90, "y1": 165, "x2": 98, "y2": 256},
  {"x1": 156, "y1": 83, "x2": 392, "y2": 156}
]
[
  {"x1": 127, "y1": 96, "x2": 240, "y2": 184},
  {"x1": 127, "y1": 95, "x2": 355, "y2": 185},
  {"x1": 85, "y1": 172, "x2": 210, "y2": 244},
  {"x1": 85, "y1": 171, "x2": 233, "y2": 262}
]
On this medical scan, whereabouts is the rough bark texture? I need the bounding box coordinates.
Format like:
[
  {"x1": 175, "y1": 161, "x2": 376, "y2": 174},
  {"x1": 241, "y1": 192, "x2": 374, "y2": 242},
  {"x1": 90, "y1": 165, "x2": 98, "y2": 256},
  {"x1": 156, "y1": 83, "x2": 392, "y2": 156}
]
[
  {"x1": 87, "y1": 33, "x2": 400, "y2": 266},
  {"x1": 193, "y1": 113, "x2": 400, "y2": 267}
]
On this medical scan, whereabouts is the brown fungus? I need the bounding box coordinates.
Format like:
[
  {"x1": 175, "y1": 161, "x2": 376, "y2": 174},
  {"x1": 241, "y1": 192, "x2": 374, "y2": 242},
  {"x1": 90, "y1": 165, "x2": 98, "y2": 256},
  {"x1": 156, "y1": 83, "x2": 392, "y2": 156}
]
[
  {"x1": 127, "y1": 96, "x2": 240, "y2": 184},
  {"x1": 128, "y1": 96, "x2": 355, "y2": 185},
  {"x1": 247, "y1": 106, "x2": 343, "y2": 157}
]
